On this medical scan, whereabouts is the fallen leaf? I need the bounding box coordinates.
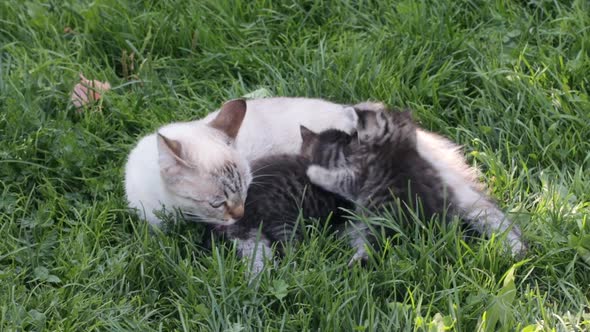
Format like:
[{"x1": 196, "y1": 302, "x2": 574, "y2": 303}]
[{"x1": 71, "y1": 73, "x2": 111, "y2": 112}]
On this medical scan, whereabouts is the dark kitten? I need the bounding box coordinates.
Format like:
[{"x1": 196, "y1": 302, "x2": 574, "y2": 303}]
[
  {"x1": 212, "y1": 127, "x2": 355, "y2": 276},
  {"x1": 308, "y1": 109, "x2": 453, "y2": 212},
  {"x1": 306, "y1": 108, "x2": 461, "y2": 264}
]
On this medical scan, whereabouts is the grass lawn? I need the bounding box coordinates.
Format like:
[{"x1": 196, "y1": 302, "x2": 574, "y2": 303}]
[{"x1": 1, "y1": 0, "x2": 589, "y2": 330}]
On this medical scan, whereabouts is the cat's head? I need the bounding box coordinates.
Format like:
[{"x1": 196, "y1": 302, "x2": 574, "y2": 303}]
[
  {"x1": 353, "y1": 104, "x2": 417, "y2": 148},
  {"x1": 300, "y1": 126, "x2": 358, "y2": 168},
  {"x1": 157, "y1": 99, "x2": 251, "y2": 225}
]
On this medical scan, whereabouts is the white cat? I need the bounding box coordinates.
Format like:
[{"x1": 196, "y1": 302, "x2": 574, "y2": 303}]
[
  {"x1": 124, "y1": 98, "x2": 359, "y2": 227},
  {"x1": 124, "y1": 97, "x2": 525, "y2": 256}
]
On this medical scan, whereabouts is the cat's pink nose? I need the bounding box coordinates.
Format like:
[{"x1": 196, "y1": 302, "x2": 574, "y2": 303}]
[{"x1": 227, "y1": 203, "x2": 244, "y2": 220}]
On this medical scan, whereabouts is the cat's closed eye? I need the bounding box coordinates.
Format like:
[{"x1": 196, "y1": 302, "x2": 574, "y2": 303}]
[{"x1": 209, "y1": 201, "x2": 225, "y2": 209}]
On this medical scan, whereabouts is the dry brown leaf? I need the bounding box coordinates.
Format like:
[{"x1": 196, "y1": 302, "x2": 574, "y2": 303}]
[{"x1": 71, "y1": 73, "x2": 111, "y2": 112}]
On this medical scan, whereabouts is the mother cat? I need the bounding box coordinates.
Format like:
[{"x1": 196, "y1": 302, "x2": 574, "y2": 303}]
[{"x1": 124, "y1": 98, "x2": 525, "y2": 255}]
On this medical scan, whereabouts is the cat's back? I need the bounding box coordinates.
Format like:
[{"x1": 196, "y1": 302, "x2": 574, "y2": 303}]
[
  {"x1": 204, "y1": 98, "x2": 358, "y2": 161},
  {"x1": 205, "y1": 98, "x2": 347, "y2": 124},
  {"x1": 124, "y1": 133, "x2": 163, "y2": 223}
]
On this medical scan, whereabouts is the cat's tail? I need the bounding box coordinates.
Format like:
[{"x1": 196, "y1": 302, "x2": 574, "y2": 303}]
[
  {"x1": 461, "y1": 196, "x2": 526, "y2": 256},
  {"x1": 415, "y1": 129, "x2": 526, "y2": 256}
]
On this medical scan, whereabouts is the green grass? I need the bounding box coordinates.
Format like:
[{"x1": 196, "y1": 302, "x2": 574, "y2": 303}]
[{"x1": 1, "y1": 0, "x2": 589, "y2": 330}]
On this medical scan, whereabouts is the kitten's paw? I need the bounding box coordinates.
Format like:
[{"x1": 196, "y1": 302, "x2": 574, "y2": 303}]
[
  {"x1": 306, "y1": 165, "x2": 324, "y2": 183},
  {"x1": 245, "y1": 257, "x2": 266, "y2": 284},
  {"x1": 347, "y1": 250, "x2": 369, "y2": 268},
  {"x1": 506, "y1": 232, "x2": 527, "y2": 257}
]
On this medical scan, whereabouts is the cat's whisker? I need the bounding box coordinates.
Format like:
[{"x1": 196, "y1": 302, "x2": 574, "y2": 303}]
[
  {"x1": 248, "y1": 178, "x2": 282, "y2": 187},
  {"x1": 249, "y1": 182, "x2": 274, "y2": 188},
  {"x1": 250, "y1": 173, "x2": 283, "y2": 181},
  {"x1": 251, "y1": 163, "x2": 277, "y2": 173},
  {"x1": 244, "y1": 197, "x2": 266, "y2": 208}
]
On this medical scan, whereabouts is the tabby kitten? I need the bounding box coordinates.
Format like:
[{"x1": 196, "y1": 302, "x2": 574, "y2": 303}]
[
  {"x1": 306, "y1": 106, "x2": 524, "y2": 264},
  {"x1": 213, "y1": 126, "x2": 355, "y2": 275}
]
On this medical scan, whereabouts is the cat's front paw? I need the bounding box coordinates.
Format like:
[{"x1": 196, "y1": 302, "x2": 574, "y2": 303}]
[
  {"x1": 306, "y1": 165, "x2": 326, "y2": 184},
  {"x1": 506, "y1": 230, "x2": 527, "y2": 257},
  {"x1": 347, "y1": 248, "x2": 369, "y2": 267},
  {"x1": 245, "y1": 252, "x2": 269, "y2": 283}
]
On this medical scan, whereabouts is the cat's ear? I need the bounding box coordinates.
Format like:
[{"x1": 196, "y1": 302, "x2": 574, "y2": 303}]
[
  {"x1": 300, "y1": 125, "x2": 317, "y2": 143},
  {"x1": 395, "y1": 109, "x2": 416, "y2": 130},
  {"x1": 209, "y1": 99, "x2": 247, "y2": 140},
  {"x1": 300, "y1": 125, "x2": 318, "y2": 157},
  {"x1": 353, "y1": 101, "x2": 387, "y2": 112},
  {"x1": 398, "y1": 109, "x2": 414, "y2": 122},
  {"x1": 349, "y1": 131, "x2": 359, "y2": 144},
  {"x1": 395, "y1": 110, "x2": 417, "y2": 145},
  {"x1": 157, "y1": 133, "x2": 188, "y2": 174},
  {"x1": 354, "y1": 109, "x2": 379, "y2": 132}
]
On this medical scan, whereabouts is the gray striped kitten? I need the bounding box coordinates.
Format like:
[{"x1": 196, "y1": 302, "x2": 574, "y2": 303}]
[
  {"x1": 306, "y1": 106, "x2": 524, "y2": 264},
  {"x1": 212, "y1": 126, "x2": 355, "y2": 276}
]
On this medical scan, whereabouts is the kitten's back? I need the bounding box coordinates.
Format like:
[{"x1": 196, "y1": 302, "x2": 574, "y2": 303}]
[
  {"x1": 352, "y1": 109, "x2": 455, "y2": 219},
  {"x1": 360, "y1": 144, "x2": 454, "y2": 219},
  {"x1": 224, "y1": 154, "x2": 353, "y2": 243}
]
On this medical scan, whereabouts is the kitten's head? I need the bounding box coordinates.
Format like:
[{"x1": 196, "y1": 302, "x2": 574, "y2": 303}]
[
  {"x1": 353, "y1": 105, "x2": 417, "y2": 148},
  {"x1": 300, "y1": 126, "x2": 357, "y2": 168},
  {"x1": 157, "y1": 99, "x2": 251, "y2": 225}
]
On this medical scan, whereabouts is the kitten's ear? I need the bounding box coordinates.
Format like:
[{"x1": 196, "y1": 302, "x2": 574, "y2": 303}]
[
  {"x1": 353, "y1": 101, "x2": 387, "y2": 112},
  {"x1": 300, "y1": 125, "x2": 317, "y2": 143},
  {"x1": 349, "y1": 131, "x2": 359, "y2": 143},
  {"x1": 354, "y1": 109, "x2": 379, "y2": 132},
  {"x1": 395, "y1": 110, "x2": 417, "y2": 145},
  {"x1": 300, "y1": 125, "x2": 318, "y2": 157},
  {"x1": 395, "y1": 110, "x2": 416, "y2": 130},
  {"x1": 398, "y1": 109, "x2": 414, "y2": 122},
  {"x1": 209, "y1": 99, "x2": 247, "y2": 140},
  {"x1": 157, "y1": 133, "x2": 188, "y2": 174}
]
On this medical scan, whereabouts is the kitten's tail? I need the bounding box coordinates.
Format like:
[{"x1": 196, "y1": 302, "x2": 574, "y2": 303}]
[
  {"x1": 415, "y1": 129, "x2": 526, "y2": 256},
  {"x1": 462, "y1": 197, "x2": 526, "y2": 256}
]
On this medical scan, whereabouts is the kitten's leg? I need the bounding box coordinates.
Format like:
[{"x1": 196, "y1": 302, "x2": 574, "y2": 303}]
[
  {"x1": 235, "y1": 233, "x2": 273, "y2": 279},
  {"x1": 307, "y1": 166, "x2": 370, "y2": 265},
  {"x1": 306, "y1": 165, "x2": 358, "y2": 202},
  {"x1": 462, "y1": 196, "x2": 526, "y2": 256},
  {"x1": 346, "y1": 221, "x2": 371, "y2": 267}
]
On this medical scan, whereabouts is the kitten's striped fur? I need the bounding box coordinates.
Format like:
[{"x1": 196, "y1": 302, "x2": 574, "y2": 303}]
[
  {"x1": 213, "y1": 128, "x2": 355, "y2": 276},
  {"x1": 306, "y1": 105, "x2": 525, "y2": 264}
]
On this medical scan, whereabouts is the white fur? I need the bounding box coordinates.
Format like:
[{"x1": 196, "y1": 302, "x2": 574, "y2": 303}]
[
  {"x1": 203, "y1": 98, "x2": 359, "y2": 161},
  {"x1": 416, "y1": 129, "x2": 525, "y2": 255},
  {"x1": 125, "y1": 97, "x2": 358, "y2": 226},
  {"x1": 125, "y1": 122, "x2": 244, "y2": 226}
]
